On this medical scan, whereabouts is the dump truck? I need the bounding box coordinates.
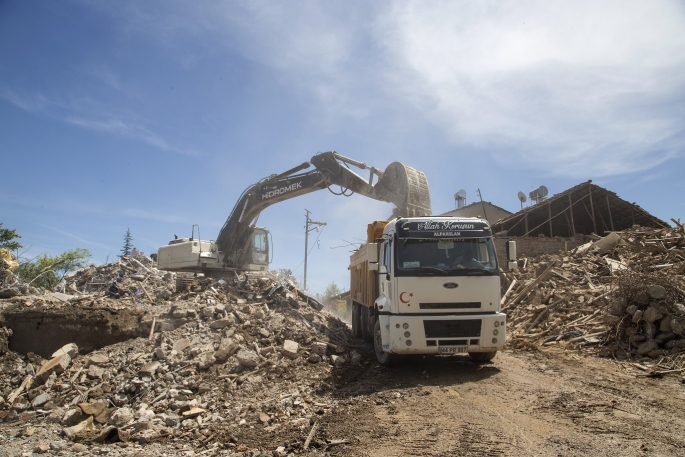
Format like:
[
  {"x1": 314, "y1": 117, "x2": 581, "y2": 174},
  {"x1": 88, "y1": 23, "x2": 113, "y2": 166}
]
[{"x1": 349, "y1": 217, "x2": 512, "y2": 365}]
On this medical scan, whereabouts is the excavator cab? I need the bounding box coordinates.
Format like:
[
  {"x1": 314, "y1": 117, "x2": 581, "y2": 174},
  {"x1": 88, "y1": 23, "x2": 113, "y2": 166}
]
[{"x1": 241, "y1": 227, "x2": 270, "y2": 271}]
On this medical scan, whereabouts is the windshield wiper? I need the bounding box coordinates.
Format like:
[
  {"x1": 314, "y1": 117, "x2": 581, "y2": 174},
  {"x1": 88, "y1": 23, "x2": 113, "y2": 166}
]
[{"x1": 417, "y1": 266, "x2": 448, "y2": 275}]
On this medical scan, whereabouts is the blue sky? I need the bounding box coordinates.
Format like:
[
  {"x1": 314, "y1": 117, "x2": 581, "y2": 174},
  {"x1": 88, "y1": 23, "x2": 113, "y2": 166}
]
[{"x1": 1, "y1": 1, "x2": 684, "y2": 295}]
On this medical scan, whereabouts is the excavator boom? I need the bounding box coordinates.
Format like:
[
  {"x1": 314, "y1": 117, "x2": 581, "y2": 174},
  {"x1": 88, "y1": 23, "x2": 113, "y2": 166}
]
[{"x1": 156, "y1": 151, "x2": 431, "y2": 273}]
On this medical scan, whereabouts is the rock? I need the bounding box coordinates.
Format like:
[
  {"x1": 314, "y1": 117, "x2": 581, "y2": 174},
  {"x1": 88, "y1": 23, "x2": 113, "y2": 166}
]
[
  {"x1": 35, "y1": 354, "x2": 71, "y2": 384},
  {"x1": 182, "y1": 407, "x2": 205, "y2": 418},
  {"x1": 647, "y1": 285, "x2": 667, "y2": 300},
  {"x1": 87, "y1": 365, "x2": 105, "y2": 379},
  {"x1": 31, "y1": 392, "x2": 50, "y2": 408},
  {"x1": 608, "y1": 298, "x2": 627, "y2": 316},
  {"x1": 201, "y1": 306, "x2": 216, "y2": 318},
  {"x1": 635, "y1": 291, "x2": 650, "y2": 305},
  {"x1": 282, "y1": 340, "x2": 299, "y2": 359},
  {"x1": 34, "y1": 444, "x2": 50, "y2": 454},
  {"x1": 78, "y1": 401, "x2": 106, "y2": 417},
  {"x1": 637, "y1": 340, "x2": 659, "y2": 356},
  {"x1": 113, "y1": 392, "x2": 129, "y2": 407},
  {"x1": 62, "y1": 416, "x2": 95, "y2": 439},
  {"x1": 350, "y1": 350, "x2": 362, "y2": 364},
  {"x1": 155, "y1": 347, "x2": 167, "y2": 360},
  {"x1": 643, "y1": 321, "x2": 657, "y2": 339},
  {"x1": 632, "y1": 310, "x2": 643, "y2": 324},
  {"x1": 109, "y1": 407, "x2": 134, "y2": 427},
  {"x1": 214, "y1": 337, "x2": 240, "y2": 362},
  {"x1": 236, "y1": 349, "x2": 259, "y2": 368},
  {"x1": 209, "y1": 318, "x2": 232, "y2": 329},
  {"x1": 626, "y1": 305, "x2": 638, "y2": 316},
  {"x1": 659, "y1": 317, "x2": 673, "y2": 332},
  {"x1": 172, "y1": 338, "x2": 191, "y2": 353},
  {"x1": 197, "y1": 352, "x2": 216, "y2": 370},
  {"x1": 643, "y1": 307, "x2": 664, "y2": 323},
  {"x1": 139, "y1": 361, "x2": 160, "y2": 377},
  {"x1": 308, "y1": 354, "x2": 321, "y2": 363},
  {"x1": 51, "y1": 343, "x2": 79, "y2": 359},
  {"x1": 71, "y1": 444, "x2": 87, "y2": 452},
  {"x1": 88, "y1": 354, "x2": 109, "y2": 366},
  {"x1": 62, "y1": 408, "x2": 85, "y2": 426},
  {"x1": 331, "y1": 354, "x2": 346, "y2": 366},
  {"x1": 671, "y1": 317, "x2": 685, "y2": 336},
  {"x1": 311, "y1": 341, "x2": 327, "y2": 356}
]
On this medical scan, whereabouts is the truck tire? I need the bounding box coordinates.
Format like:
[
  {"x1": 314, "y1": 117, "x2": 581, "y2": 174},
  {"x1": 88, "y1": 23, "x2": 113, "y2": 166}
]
[
  {"x1": 374, "y1": 318, "x2": 396, "y2": 366},
  {"x1": 360, "y1": 306, "x2": 373, "y2": 342},
  {"x1": 468, "y1": 351, "x2": 497, "y2": 363},
  {"x1": 351, "y1": 303, "x2": 362, "y2": 338}
]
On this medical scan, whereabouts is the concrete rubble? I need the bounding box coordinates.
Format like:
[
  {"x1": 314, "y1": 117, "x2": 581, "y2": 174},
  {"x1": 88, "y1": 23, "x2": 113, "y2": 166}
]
[
  {"x1": 0, "y1": 255, "x2": 360, "y2": 456},
  {"x1": 502, "y1": 224, "x2": 685, "y2": 373}
]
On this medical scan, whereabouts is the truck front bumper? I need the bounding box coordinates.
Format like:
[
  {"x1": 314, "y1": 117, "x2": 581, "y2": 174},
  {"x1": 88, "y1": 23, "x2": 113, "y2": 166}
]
[{"x1": 379, "y1": 313, "x2": 506, "y2": 355}]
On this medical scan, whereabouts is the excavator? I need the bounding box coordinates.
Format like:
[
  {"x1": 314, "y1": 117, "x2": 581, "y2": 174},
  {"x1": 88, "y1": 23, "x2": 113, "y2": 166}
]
[{"x1": 156, "y1": 151, "x2": 431, "y2": 275}]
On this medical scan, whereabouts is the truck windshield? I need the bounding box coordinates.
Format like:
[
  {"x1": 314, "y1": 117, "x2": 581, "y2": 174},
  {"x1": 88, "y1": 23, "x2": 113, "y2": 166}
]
[{"x1": 395, "y1": 238, "x2": 498, "y2": 275}]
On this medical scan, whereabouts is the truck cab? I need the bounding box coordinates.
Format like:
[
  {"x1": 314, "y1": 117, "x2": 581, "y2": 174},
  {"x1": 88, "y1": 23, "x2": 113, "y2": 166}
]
[{"x1": 350, "y1": 217, "x2": 507, "y2": 365}]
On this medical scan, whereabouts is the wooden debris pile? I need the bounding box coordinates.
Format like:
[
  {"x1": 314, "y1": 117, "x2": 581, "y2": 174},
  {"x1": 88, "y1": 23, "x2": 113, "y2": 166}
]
[{"x1": 502, "y1": 222, "x2": 685, "y2": 363}]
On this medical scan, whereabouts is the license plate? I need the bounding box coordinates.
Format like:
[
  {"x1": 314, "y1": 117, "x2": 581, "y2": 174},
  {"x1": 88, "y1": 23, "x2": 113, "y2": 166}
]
[{"x1": 438, "y1": 347, "x2": 467, "y2": 354}]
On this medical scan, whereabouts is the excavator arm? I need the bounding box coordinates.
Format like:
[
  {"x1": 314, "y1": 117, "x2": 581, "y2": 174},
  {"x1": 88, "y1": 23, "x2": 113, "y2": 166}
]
[{"x1": 216, "y1": 151, "x2": 431, "y2": 268}]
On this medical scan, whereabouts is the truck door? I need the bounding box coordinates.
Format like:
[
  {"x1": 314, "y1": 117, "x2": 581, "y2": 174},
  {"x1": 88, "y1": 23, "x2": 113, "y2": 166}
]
[{"x1": 380, "y1": 239, "x2": 394, "y2": 308}]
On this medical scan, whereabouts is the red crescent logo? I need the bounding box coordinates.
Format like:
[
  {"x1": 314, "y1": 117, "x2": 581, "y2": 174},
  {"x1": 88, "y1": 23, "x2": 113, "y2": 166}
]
[{"x1": 400, "y1": 292, "x2": 413, "y2": 304}]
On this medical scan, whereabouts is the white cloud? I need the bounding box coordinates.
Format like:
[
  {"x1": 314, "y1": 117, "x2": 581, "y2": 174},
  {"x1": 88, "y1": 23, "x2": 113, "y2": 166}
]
[{"x1": 376, "y1": 0, "x2": 685, "y2": 177}]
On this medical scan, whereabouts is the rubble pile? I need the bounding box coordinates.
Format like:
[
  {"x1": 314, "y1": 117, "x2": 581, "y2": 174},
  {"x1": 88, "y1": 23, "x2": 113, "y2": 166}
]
[
  {"x1": 0, "y1": 260, "x2": 361, "y2": 455},
  {"x1": 503, "y1": 224, "x2": 685, "y2": 365}
]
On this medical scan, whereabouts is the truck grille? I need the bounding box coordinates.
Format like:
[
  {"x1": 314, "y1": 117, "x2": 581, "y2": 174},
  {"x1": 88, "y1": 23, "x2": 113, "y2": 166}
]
[
  {"x1": 419, "y1": 302, "x2": 480, "y2": 310},
  {"x1": 423, "y1": 319, "x2": 481, "y2": 338}
]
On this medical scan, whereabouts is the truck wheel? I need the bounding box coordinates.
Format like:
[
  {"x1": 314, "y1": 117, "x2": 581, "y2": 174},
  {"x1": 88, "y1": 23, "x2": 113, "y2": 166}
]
[
  {"x1": 351, "y1": 303, "x2": 362, "y2": 338},
  {"x1": 469, "y1": 351, "x2": 497, "y2": 363},
  {"x1": 360, "y1": 306, "x2": 373, "y2": 342},
  {"x1": 374, "y1": 318, "x2": 396, "y2": 366}
]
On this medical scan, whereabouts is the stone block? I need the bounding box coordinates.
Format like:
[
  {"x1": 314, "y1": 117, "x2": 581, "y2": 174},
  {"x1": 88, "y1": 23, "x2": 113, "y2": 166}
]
[
  {"x1": 51, "y1": 343, "x2": 78, "y2": 359},
  {"x1": 282, "y1": 340, "x2": 299, "y2": 359},
  {"x1": 35, "y1": 354, "x2": 71, "y2": 385}
]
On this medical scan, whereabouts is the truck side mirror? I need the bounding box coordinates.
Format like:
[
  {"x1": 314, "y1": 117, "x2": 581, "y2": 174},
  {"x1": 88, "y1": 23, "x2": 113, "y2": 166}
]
[{"x1": 506, "y1": 240, "x2": 518, "y2": 270}]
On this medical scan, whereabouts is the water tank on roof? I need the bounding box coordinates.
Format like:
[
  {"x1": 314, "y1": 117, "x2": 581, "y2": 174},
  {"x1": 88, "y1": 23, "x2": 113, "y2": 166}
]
[{"x1": 529, "y1": 185, "x2": 548, "y2": 204}]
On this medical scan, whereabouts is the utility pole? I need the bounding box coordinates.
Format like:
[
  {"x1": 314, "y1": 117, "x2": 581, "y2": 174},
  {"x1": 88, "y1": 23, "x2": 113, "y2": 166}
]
[
  {"x1": 476, "y1": 188, "x2": 489, "y2": 223},
  {"x1": 303, "y1": 209, "x2": 326, "y2": 291}
]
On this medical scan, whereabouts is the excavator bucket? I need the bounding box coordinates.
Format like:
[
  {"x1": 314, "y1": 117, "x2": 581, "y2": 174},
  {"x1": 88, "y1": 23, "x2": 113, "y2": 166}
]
[{"x1": 374, "y1": 162, "x2": 431, "y2": 217}]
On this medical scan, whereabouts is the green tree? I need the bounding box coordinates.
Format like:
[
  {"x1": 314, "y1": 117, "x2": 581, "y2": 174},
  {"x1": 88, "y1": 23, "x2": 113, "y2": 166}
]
[
  {"x1": 0, "y1": 223, "x2": 23, "y2": 251},
  {"x1": 120, "y1": 228, "x2": 133, "y2": 257},
  {"x1": 323, "y1": 282, "x2": 346, "y2": 319},
  {"x1": 16, "y1": 248, "x2": 91, "y2": 289}
]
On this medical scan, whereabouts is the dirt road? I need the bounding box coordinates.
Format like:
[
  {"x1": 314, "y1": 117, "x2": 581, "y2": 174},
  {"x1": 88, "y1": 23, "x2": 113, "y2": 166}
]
[{"x1": 314, "y1": 349, "x2": 685, "y2": 457}]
